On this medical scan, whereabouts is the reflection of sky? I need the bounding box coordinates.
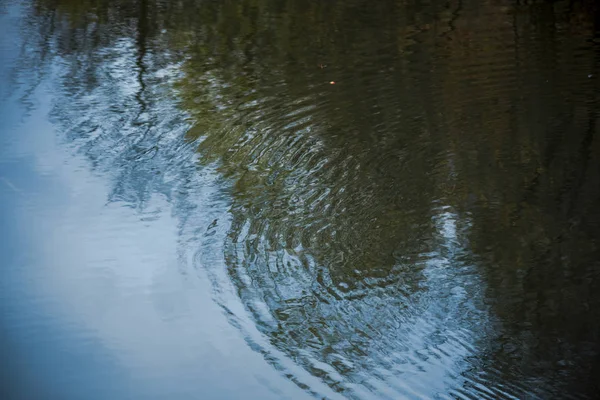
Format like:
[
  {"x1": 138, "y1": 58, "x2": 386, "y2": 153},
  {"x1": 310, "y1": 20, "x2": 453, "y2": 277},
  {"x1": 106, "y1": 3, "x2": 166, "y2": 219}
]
[
  {"x1": 0, "y1": 17, "x2": 315, "y2": 400},
  {"x1": 0, "y1": 92, "x2": 315, "y2": 400}
]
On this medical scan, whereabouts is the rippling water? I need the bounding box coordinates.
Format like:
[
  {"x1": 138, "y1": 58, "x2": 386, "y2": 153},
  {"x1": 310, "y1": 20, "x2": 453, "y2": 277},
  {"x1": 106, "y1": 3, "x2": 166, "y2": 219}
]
[{"x1": 2, "y1": 0, "x2": 599, "y2": 399}]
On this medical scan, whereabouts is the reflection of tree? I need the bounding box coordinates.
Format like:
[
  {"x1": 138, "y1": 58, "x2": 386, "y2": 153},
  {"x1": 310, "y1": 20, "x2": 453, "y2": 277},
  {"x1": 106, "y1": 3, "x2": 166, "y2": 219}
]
[
  {"x1": 171, "y1": 5, "x2": 467, "y2": 396},
  {"x1": 175, "y1": 1, "x2": 600, "y2": 395},
  {"x1": 434, "y1": 1, "x2": 600, "y2": 394},
  {"x1": 19, "y1": 0, "x2": 600, "y2": 397}
]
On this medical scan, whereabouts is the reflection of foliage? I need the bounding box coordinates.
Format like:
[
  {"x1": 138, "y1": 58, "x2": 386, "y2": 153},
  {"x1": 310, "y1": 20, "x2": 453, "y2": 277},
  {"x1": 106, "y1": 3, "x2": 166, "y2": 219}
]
[
  {"x1": 435, "y1": 3, "x2": 600, "y2": 394},
  {"x1": 20, "y1": 0, "x2": 600, "y2": 397},
  {"x1": 186, "y1": 1, "x2": 599, "y2": 395}
]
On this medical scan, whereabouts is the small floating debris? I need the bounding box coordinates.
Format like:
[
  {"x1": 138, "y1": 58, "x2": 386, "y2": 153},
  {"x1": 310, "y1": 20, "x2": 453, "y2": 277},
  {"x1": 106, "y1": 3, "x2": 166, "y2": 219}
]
[{"x1": 330, "y1": 81, "x2": 336, "y2": 85}]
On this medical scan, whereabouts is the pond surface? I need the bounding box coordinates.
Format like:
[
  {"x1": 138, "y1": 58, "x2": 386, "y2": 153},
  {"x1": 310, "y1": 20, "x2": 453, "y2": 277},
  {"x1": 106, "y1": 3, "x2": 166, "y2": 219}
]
[{"x1": 1, "y1": 0, "x2": 599, "y2": 399}]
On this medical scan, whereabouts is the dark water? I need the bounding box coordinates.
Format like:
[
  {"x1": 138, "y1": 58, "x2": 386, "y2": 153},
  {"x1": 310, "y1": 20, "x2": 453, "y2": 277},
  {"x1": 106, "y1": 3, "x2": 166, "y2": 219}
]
[{"x1": 1, "y1": 0, "x2": 599, "y2": 399}]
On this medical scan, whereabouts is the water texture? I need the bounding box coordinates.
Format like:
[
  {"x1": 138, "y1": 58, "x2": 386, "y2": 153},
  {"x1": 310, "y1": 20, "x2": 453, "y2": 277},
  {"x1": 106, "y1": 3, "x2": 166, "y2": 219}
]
[{"x1": 1, "y1": 0, "x2": 599, "y2": 399}]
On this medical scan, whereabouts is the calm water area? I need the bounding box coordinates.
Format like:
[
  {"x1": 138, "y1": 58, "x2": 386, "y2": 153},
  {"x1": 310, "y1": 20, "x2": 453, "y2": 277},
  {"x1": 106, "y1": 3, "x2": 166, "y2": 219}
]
[{"x1": 1, "y1": 0, "x2": 599, "y2": 399}]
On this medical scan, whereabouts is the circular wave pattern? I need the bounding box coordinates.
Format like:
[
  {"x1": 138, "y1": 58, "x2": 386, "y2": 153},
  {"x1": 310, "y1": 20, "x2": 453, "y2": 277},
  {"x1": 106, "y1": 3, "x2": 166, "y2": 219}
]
[{"x1": 184, "y1": 64, "x2": 526, "y2": 397}]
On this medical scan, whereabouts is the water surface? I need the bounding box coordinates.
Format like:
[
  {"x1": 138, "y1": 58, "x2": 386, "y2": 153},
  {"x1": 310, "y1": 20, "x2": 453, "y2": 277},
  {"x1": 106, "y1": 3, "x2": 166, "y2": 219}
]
[{"x1": 1, "y1": 0, "x2": 599, "y2": 399}]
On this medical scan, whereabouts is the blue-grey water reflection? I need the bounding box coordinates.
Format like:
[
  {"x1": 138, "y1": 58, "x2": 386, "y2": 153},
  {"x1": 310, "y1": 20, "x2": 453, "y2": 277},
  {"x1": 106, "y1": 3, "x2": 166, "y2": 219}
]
[{"x1": 1, "y1": 0, "x2": 599, "y2": 399}]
